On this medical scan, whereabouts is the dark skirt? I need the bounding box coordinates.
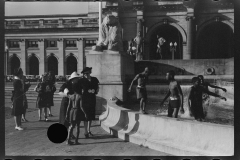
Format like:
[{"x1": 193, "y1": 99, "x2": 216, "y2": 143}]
[
  {"x1": 59, "y1": 97, "x2": 69, "y2": 127},
  {"x1": 169, "y1": 99, "x2": 180, "y2": 109},
  {"x1": 83, "y1": 93, "x2": 96, "y2": 121},
  {"x1": 68, "y1": 108, "x2": 85, "y2": 124},
  {"x1": 11, "y1": 91, "x2": 24, "y2": 116}
]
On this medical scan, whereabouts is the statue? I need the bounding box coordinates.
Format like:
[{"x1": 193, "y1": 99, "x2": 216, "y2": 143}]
[
  {"x1": 156, "y1": 36, "x2": 166, "y2": 59},
  {"x1": 134, "y1": 31, "x2": 143, "y2": 61},
  {"x1": 127, "y1": 39, "x2": 136, "y2": 59},
  {"x1": 92, "y1": 14, "x2": 123, "y2": 52}
]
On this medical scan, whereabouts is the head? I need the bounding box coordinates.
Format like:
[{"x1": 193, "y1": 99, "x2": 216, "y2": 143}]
[
  {"x1": 166, "y1": 70, "x2": 175, "y2": 81},
  {"x1": 198, "y1": 75, "x2": 204, "y2": 84},
  {"x1": 14, "y1": 68, "x2": 23, "y2": 78},
  {"x1": 192, "y1": 77, "x2": 200, "y2": 87},
  {"x1": 143, "y1": 67, "x2": 149, "y2": 76},
  {"x1": 81, "y1": 67, "x2": 92, "y2": 78}
]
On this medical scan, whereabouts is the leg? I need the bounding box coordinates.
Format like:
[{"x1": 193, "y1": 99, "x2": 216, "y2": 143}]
[
  {"x1": 18, "y1": 115, "x2": 22, "y2": 127},
  {"x1": 44, "y1": 107, "x2": 48, "y2": 121},
  {"x1": 88, "y1": 121, "x2": 94, "y2": 136},
  {"x1": 66, "y1": 123, "x2": 75, "y2": 145},
  {"x1": 14, "y1": 116, "x2": 18, "y2": 127},
  {"x1": 172, "y1": 108, "x2": 180, "y2": 118},
  {"x1": 84, "y1": 121, "x2": 89, "y2": 138},
  {"x1": 167, "y1": 107, "x2": 174, "y2": 117},
  {"x1": 139, "y1": 98, "x2": 144, "y2": 112},
  {"x1": 38, "y1": 108, "x2": 42, "y2": 120},
  {"x1": 75, "y1": 122, "x2": 80, "y2": 144}
]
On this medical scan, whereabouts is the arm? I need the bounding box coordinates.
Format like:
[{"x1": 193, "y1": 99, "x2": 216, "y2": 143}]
[
  {"x1": 188, "y1": 88, "x2": 193, "y2": 116},
  {"x1": 65, "y1": 98, "x2": 72, "y2": 120},
  {"x1": 204, "y1": 88, "x2": 227, "y2": 101},
  {"x1": 128, "y1": 74, "x2": 139, "y2": 92},
  {"x1": 208, "y1": 83, "x2": 227, "y2": 92},
  {"x1": 159, "y1": 90, "x2": 170, "y2": 106}
]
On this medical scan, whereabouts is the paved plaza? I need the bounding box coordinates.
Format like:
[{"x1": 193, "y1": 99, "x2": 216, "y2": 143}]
[{"x1": 5, "y1": 100, "x2": 171, "y2": 156}]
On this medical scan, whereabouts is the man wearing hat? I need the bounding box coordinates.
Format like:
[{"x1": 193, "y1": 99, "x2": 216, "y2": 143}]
[{"x1": 81, "y1": 67, "x2": 99, "y2": 138}]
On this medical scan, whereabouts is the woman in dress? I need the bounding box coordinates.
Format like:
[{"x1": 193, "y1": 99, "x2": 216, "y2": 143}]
[
  {"x1": 12, "y1": 68, "x2": 25, "y2": 130},
  {"x1": 81, "y1": 67, "x2": 99, "y2": 137},
  {"x1": 47, "y1": 71, "x2": 56, "y2": 117},
  {"x1": 35, "y1": 73, "x2": 52, "y2": 122}
]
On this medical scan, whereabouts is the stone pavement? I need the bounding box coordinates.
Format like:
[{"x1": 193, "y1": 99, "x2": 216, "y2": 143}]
[{"x1": 5, "y1": 100, "x2": 171, "y2": 156}]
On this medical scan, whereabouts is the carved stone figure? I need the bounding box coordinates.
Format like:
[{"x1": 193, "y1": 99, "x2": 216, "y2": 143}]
[
  {"x1": 134, "y1": 31, "x2": 143, "y2": 61},
  {"x1": 92, "y1": 14, "x2": 123, "y2": 52},
  {"x1": 156, "y1": 36, "x2": 166, "y2": 59}
]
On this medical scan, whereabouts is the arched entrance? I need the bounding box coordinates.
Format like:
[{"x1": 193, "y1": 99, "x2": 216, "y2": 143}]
[
  {"x1": 149, "y1": 24, "x2": 183, "y2": 60},
  {"x1": 196, "y1": 22, "x2": 234, "y2": 59},
  {"x1": 10, "y1": 55, "x2": 20, "y2": 75},
  {"x1": 66, "y1": 54, "x2": 77, "y2": 75},
  {"x1": 29, "y1": 54, "x2": 39, "y2": 75},
  {"x1": 47, "y1": 55, "x2": 58, "y2": 75}
]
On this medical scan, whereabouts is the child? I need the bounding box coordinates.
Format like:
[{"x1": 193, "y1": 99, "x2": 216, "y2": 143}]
[
  {"x1": 159, "y1": 70, "x2": 184, "y2": 118},
  {"x1": 188, "y1": 77, "x2": 227, "y2": 121},
  {"x1": 65, "y1": 73, "x2": 87, "y2": 145}
]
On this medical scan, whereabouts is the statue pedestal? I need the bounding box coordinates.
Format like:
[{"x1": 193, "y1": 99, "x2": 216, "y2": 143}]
[{"x1": 86, "y1": 50, "x2": 135, "y2": 114}]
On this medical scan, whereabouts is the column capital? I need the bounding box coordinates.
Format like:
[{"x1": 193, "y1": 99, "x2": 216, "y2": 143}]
[
  {"x1": 186, "y1": 16, "x2": 195, "y2": 21},
  {"x1": 38, "y1": 39, "x2": 44, "y2": 42},
  {"x1": 20, "y1": 39, "x2": 25, "y2": 42},
  {"x1": 58, "y1": 38, "x2": 63, "y2": 42},
  {"x1": 77, "y1": 38, "x2": 83, "y2": 41}
]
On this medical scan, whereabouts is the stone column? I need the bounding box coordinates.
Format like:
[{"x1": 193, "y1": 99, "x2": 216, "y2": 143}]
[
  {"x1": 20, "y1": 39, "x2": 27, "y2": 75},
  {"x1": 77, "y1": 38, "x2": 85, "y2": 74},
  {"x1": 58, "y1": 39, "x2": 65, "y2": 76},
  {"x1": 184, "y1": 16, "x2": 195, "y2": 59},
  {"x1": 4, "y1": 40, "x2": 8, "y2": 75},
  {"x1": 39, "y1": 39, "x2": 46, "y2": 75}
]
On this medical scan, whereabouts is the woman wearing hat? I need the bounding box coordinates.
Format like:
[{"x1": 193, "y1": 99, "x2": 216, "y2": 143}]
[
  {"x1": 81, "y1": 67, "x2": 99, "y2": 137},
  {"x1": 11, "y1": 68, "x2": 28, "y2": 130}
]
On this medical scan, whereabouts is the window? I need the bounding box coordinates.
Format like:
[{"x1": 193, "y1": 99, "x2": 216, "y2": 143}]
[
  {"x1": 85, "y1": 40, "x2": 97, "y2": 47},
  {"x1": 66, "y1": 40, "x2": 77, "y2": 47},
  {"x1": 9, "y1": 41, "x2": 20, "y2": 48},
  {"x1": 47, "y1": 40, "x2": 57, "y2": 47},
  {"x1": 28, "y1": 41, "x2": 38, "y2": 47}
]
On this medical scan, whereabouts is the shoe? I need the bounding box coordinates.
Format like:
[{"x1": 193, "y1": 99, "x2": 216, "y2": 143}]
[
  {"x1": 66, "y1": 141, "x2": 74, "y2": 145},
  {"x1": 84, "y1": 133, "x2": 89, "y2": 138},
  {"x1": 23, "y1": 119, "x2": 28, "y2": 122},
  {"x1": 49, "y1": 114, "x2": 53, "y2": 117},
  {"x1": 88, "y1": 131, "x2": 94, "y2": 137},
  {"x1": 45, "y1": 118, "x2": 49, "y2": 122},
  {"x1": 15, "y1": 126, "x2": 24, "y2": 131},
  {"x1": 71, "y1": 135, "x2": 76, "y2": 139},
  {"x1": 75, "y1": 141, "x2": 80, "y2": 145}
]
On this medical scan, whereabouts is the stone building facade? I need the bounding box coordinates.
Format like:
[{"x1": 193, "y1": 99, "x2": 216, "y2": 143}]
[{"x1": 4, "y1": 0, "x2": 234, "y2": 77}]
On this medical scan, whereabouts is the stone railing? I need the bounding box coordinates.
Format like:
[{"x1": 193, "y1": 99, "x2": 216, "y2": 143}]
[{"x1": 5, "y1": 75, "x2": 69, "y2": 82}]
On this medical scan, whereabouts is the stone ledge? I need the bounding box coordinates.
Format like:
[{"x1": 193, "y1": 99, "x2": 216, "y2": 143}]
[{"x1": 99, "y1": 101, "x2": 234, "y2": 156}]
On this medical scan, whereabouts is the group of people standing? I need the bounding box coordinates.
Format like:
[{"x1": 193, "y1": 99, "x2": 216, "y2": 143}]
[
  {"x1": 128, "y1": 67, "x2": 227, "y2": 121},
  {"x1": 58, "y1": 67, "x2": 99, "y2": 145}
]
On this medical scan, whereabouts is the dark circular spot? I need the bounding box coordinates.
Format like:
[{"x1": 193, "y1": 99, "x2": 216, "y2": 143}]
[{"x1": 47, "y1": 123, "x2": 68, "y2": 143}]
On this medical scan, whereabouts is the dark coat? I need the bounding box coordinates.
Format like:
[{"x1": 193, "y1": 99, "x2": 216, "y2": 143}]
[{"x1": 11, "y1": 79, "x2": 24, "y2": 116}]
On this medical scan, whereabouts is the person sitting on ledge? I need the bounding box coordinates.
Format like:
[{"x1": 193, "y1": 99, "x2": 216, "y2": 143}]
[
  {"x1": 92, "y1": 14, "x2": 123, "y2": 52},
  {"x1": 128, "y1": 67, "x2": 149, "y2": 114},
  {"x1": 159, "y1": 70, "x2": 184, "y2": 118},
  {"x1": 188, "y1": 77, "x2": 227, "y2": 122}
]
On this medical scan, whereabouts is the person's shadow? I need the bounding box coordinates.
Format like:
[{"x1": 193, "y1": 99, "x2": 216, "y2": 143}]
[{"x1": 124, "y1": 114, "x2": 140, "y2": 142}]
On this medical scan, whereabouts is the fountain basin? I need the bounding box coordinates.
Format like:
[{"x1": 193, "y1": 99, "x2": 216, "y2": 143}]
[{"x1": 100, "y1": 101, "x2": 234, "y2": 156}]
